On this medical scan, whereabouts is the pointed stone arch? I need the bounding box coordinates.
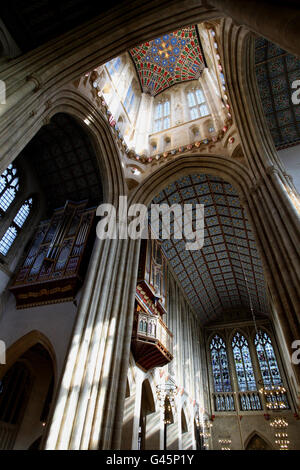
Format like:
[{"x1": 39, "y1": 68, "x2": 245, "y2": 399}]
[
  {"x1": 138, "y1": 378, "x2": 157, "y2": 450},
  {"x1": 245, "y1": 431, "x2": 273, "y2": 450},
  {"x1": 181, "y1": 408, "x2": 188, "y2": 434},
  {"x1": 41, "y1": 89, "x2": 127, "y2": 205},
  {"x1": 180, "y1": 402, "x2": 193, "y2": 450},
  {"x1": 130, "y1": 154, "x2": 252, "y2": 208},
  {"x1": 0, "y1": 330, "x2": 57, "y2": 381},
  {"x1": 1, "y1": 89, "x2": 126, "y2": 206},
  {"x1": 141, "y1": 378, "x2": 156, "y2": 416},
  {"x1": 125, "y1": 378, "x2": 130, "y2": 399},
  {"x1": 0, "y1": 330, "x2": 56, "y2": 450}
]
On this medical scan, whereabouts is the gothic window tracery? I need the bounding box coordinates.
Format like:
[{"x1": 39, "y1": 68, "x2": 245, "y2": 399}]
[
  {"x1": 232, "y1": 332, "x2": 256, "y2": 392},
  {"x1": 153, "y1": 99, "x2": 170, "y2": 132},
  {"x1": 255, "y1": 330, "x2": 282, "y2": 387},
  {"x1": 187, "y1": 88, "x2": 209, "y2": 120},
  {"x1": 209, "y1": 335, "x2": 232, "y2": 392},
  {"x1": 0, "y1": 164, "x2": 19, "y2": 216},
  {"x1": 0, "y1": 197, "x2": 33, "y2": 256}
]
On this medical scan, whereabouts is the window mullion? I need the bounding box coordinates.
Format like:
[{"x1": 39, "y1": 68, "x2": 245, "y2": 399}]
[{"x1": 240, "y1": 345, "x2": 249, "y2": 390}]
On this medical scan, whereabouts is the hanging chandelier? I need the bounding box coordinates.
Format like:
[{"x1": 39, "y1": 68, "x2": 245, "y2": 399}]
[
  {"x1": 270, "y1": 417, "x2": 290, "y2": 450},
  {"x1": 200, "y1": 421, "x2": 212, "y2": 439},
  {"x1": 201, "y1": 418, "x2": 213, "y2": 438},
  {"x1": 200, "y1": 430, "x2": 211, "y2": 438},
  {"x1": 156, "y1": 380, "x2": 177, "y2": 424},
  {"x1": 218, "y1": 438, "x2": 231, "y2": 450},
  {"x1": 195, "y1": 409, "x2": 212, "y2": 449},
  {"x1": 259, "y1": 383, "x2": 287, "y2": 410}
]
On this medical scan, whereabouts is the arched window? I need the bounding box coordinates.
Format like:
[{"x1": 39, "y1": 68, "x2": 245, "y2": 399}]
[
  {"x1": 187, "y1": 88, "x2": 209, "y2": 120},
  {"x1": 232, "y1": 332, "x2": 256, "y2": 391},
  {"x1": 0, "y1": 197, "x2": 33, "y2": 256},
  {"x1": 0, "y1": 164, "x2": 19, "y2": 215},
  {"x1": 153, "y1": 100, "x2": 170, "y2": 132},
  {"x1": 210, "y1": 335, "x2": 232, "y2": 392},
  {"x1": 255, "y1": 330, "x2": 282, "y2": 387},
  {"x1": 106, "y1": 57, "x2": 121, "y2": 77},
  {"x1": 124, "y1": 83, "x2": 135, "y2": 115}
]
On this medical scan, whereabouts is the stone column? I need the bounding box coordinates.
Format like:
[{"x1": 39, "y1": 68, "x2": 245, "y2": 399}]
[
  {"x1": 130, "y1": 369, "x2": 144, "y2": 450},
  {"x1": 166, "y1": 412, "x2": 179, "y2": 450},
  {"x1": 120, "y1": 391, "x2": 136, "y2": 449},
  {"x1": 177, "y1": 407, "x2": 183, "y2": 450},
  {"x1": 134, "y1": 92, "x2": 154, "y2": 155},
  {"x1": 44, "y1": 235, "x2": 141, "y2": 449}
]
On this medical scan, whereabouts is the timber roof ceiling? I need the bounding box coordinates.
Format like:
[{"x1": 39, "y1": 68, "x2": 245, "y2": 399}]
[
  {"x1": 151, "y1": 174, "x2": 269, "y2": 324},
  {"x1": 129, "y1": 26, "x2": 206, "y2": 96},
  {"x1": 255, "y1": 37, "x2": 300, "y2": 149}
]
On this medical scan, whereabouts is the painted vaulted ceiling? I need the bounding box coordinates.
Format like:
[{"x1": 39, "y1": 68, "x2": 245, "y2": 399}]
[
  {"x1": 151, "y1": 174, "x2": 269, "y2": 324},
  {"x1": 129, "y1": 26, "x2": 206, "y2": 96},
  {"x1": 255, "y1": 37, "x2": 300, "y2": 149},
  {"x1": 2, "y1": 1, "x2": 299, "y2": 149}
]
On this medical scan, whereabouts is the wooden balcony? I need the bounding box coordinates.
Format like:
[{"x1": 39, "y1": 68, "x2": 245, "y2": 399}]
[{"x1": 131, "y1": 310, "x2": 173, "y2": 371}]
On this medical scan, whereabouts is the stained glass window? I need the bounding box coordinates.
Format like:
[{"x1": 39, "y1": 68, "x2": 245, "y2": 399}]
[
  {"x1": 0, "y1": 226, "x2": 18, "y2": 256},
  {"x1": 0, "y1": 164, "x2": 19, "y2": 215},
  {"x1": 214, "y1": 393, "x2": 235, "y2": 412},
  {"x1": 210, "y1": 335, "x2": 232, "y2": 392},
  {"x1": 0, "y1": 198, "x2": 33, "y2": 256},
  {"x1": 255, "y1": 330, "x2": 282, "y2": 387},
  {"x1": 232, "y1": 332, "x2": 256, "y2": 391},
  {"x1": 239, "y1": 393, "x2": 262, "y2": 411},
  {"x1": 13, "y1": 198, "x2": 32, "y2": 228},
  {"x1": 187, "y1": 88, "x2": 209, "y2": 120},
  {"x1": 153, "y1": 100, "x2": 170, "y2": 132}
]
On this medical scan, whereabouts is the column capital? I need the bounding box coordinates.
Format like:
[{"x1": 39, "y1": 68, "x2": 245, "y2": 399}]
[
  {"x1": 266, "y1": 165, "x2": 280, "y2": 177},
  {"x1": 26, "y1": 74, "x2": 42, "y2": 92}
]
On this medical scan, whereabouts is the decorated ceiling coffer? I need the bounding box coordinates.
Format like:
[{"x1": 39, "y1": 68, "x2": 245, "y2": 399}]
[
  {"x1": 10, "y1": 200, "x2": 95, "y2": 308},
  {"x1": 131, "y1": 238, "x2": 173, "y2": 371},
  {"x1": 130, "y1": 26, "x2": 206, "y2": 96}
]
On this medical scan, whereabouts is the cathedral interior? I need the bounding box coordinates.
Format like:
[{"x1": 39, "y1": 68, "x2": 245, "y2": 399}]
[{"x1": 0, "y1": 0, "x2": 299, "y2": 451}]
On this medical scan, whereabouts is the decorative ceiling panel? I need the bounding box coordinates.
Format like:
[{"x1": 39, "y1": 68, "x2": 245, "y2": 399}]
[
  {"x1": 21, "y1": 113, "x2": 103, "y2": 211},
  {"x1": 255, "y1": 37, "x2": 300, "y2": 149},
  {"x1": 151, "y1": 174, "x2": 269, "y2": 324},
  {"x1": 130, "y1": 26, "x2": 205, "y2": 96}
]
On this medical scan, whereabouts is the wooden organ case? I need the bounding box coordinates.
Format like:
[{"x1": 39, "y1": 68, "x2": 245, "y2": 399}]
[
  {"x1": 131, "y1": 237, "x2": 173, "y2": 371},
  {"x1": 10, "y1": 200, "x2": 95, "y2": 308}
]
